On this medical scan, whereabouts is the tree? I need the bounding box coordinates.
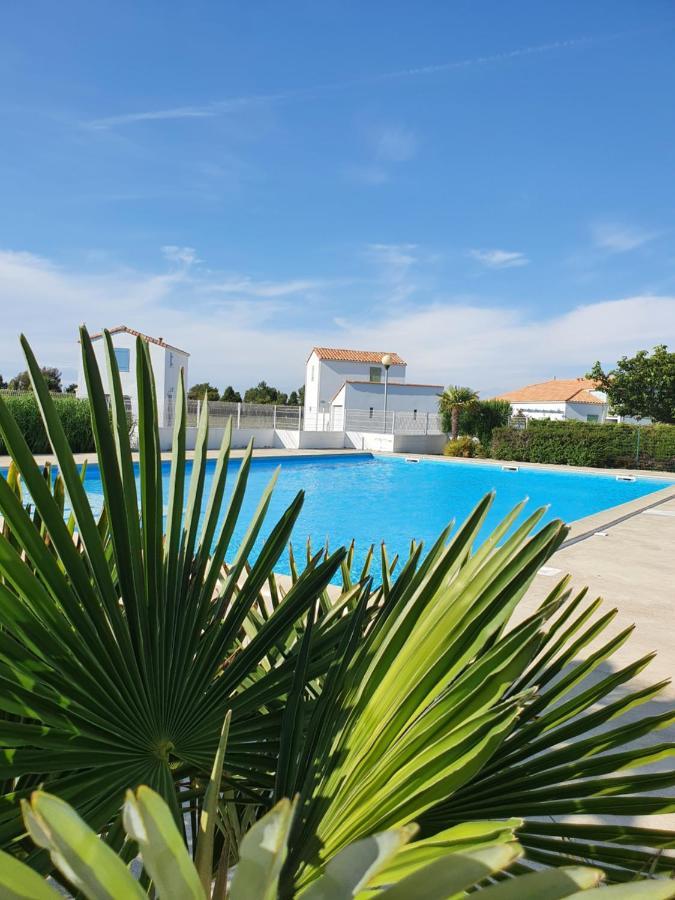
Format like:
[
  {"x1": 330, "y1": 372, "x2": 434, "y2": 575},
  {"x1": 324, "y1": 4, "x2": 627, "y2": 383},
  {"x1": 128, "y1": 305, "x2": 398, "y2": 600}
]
[
  {"x1": 588, "y1": 345, "x2": 675, "y2": 423},
  {"x1": 9, "y1": 367, "x2": 62, "y2": 392},
  {"x1": 243, "y1": 380, "x2": 288, "y2": 404},
  {"x1": 288, "y1": 386, "x2": 305, "y2": 406},
  {"x1": 220, "y1": 385, "x2": 242, "y2": 403},
  {"x1": 438, "y1": 385, "x2": 479, "y2": 440},
  {"x1": 0, "y1": 374, "x2": 7, "y2": 389},
  {"x1": 457, "y1": 398, "x2": 512, "y2": 447},
  {"x1": 64, "y1": 383, "x2": 78, "y2": 394},
  {"x1": 187, "y1": 382, "x2": 220, "y2": 401}
]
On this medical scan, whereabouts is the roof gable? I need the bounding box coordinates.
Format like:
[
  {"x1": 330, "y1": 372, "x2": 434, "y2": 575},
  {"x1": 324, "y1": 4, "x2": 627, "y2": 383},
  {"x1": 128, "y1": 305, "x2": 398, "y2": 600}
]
[
  {"x1": 88, "y1": 325, "x2": 190, "y2": 356},
  {"x1": 310, "y1": 347, "x2": 406, "y2": 365},
  {"x1": 497, "y1": 378, "x2": 606, "y2": 404}
]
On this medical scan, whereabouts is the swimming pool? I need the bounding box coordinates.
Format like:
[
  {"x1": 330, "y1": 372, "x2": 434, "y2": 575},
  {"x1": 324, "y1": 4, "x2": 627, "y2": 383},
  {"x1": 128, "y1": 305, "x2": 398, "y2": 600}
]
[{"x1": 75, "y1": 453, "x2": 673, "y2": 577}]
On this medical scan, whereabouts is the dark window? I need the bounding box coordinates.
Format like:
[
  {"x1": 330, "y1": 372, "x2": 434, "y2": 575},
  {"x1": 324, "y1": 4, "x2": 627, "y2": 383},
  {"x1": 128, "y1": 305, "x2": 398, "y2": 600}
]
[
  {"x1": 369, "y1": 367, "x2": 382, "y2": 383},
  {"x1": 369, "y1": 407, "x2": 374, "y2": 418}
]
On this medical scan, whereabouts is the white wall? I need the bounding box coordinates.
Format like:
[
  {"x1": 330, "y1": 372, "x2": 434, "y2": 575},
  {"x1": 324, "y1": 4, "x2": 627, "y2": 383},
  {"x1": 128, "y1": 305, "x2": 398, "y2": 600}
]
[
  {"x1": 158, "y1": 426, "x2": 276, "y2": 452},
  {"x1": 509, "y1": 400, "x2": 609, "y2": 422},
  {"x1": 392, "y1": 434, "x2": 447, "y2": 454},
  {"x1": 274, "y1": 430, "x2": 346, "y2": 450},
  {"x1": 77, "y1": 332, "x2": 188, "y2": 427},
  {"x1": 304, "y1": 351, "x2": 406, "y2": 429},
  {"x1": 565, "y1": 401, "x2": 607, "y2": 422},
  {"x1": 342, "y1": 381, "x2": 440, "y2": 414}
]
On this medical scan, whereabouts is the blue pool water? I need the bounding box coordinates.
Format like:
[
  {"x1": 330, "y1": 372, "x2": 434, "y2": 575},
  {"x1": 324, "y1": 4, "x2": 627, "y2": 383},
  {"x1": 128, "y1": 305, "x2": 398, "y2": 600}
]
[{"x1": 74, "y1": 453, "x2": 672, "y2": 578}]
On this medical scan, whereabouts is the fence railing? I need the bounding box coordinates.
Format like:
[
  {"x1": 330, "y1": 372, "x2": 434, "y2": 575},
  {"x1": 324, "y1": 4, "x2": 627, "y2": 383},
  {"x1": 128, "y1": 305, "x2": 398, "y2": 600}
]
[
  {"x1": 163, "y1": 399, "x2": 445, "y2": 436},
  {"x1": 165, "y1": 399, "x2": 303, "y2": 431},
  {"x1": 342, "y1": 409, "x2": 445, "y2": 435}
]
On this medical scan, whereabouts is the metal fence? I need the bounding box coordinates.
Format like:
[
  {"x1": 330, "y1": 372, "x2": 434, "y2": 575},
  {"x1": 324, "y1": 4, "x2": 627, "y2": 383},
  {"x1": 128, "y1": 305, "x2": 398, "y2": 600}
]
[
  {"x1": 342, "y1": 409, "x2": 445, "y2": 435},
  {"x1": 162, "y1": 399, "x2": 444, "y2": 435},
  {"x1": 165, "y1": 399, "x2": 303, "y2": 430}
]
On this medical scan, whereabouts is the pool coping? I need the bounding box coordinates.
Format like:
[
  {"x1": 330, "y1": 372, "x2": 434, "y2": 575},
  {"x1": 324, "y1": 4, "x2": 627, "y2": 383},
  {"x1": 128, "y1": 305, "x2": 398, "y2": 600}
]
[{"x1": 370, "y1": 451, "x2": 675, "y2": 545}]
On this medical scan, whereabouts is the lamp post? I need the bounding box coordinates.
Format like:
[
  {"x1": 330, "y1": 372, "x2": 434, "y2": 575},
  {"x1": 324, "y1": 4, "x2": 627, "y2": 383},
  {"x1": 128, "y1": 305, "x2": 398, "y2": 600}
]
[{"x1": 381, "y1": 353, "x2": 392, "y2": 432}]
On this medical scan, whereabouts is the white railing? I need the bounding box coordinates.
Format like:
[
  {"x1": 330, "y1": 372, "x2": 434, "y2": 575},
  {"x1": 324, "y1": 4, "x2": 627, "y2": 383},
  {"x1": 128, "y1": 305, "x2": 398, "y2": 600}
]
[
  {"x1": 164, "y1": 399, "x2": 302, "y2": 431},
  {"x1": 342, "y1": 409, "x2": 445, "y2": 435}
]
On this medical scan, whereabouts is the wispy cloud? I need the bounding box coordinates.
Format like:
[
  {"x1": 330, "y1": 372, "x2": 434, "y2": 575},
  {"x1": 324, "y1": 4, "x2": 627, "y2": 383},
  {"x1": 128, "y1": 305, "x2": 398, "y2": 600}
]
[
  {"x1": 2, "y1": 247, "x2": 673, "y2": 397},
  {"x1": 591, "y1": 222, "x2": 658, "y2": 253},
  {"x1": 469, "y1": 249, "x2": 529, "y2": 269},
  {"x1": 161, "y1": 245, "x2": 200, "y2": 266},
  {"x1": 84, "y1": 35, "x2": 609, "y2": 130},
  {"x1": 374, "y1": 126, "x2": 418, "y2": 163},
  {"x1": 212, "y1": 276, "x2": 323, "y2": 298},
  {"x1": 343, "y1": 164, "x2": 389, "y2": 186}
]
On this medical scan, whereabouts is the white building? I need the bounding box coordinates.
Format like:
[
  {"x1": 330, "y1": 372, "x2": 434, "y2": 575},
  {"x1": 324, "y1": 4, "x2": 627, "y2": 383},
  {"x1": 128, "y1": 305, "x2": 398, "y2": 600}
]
[
  {"x1": 304, "y1": 347, "x2": 442, "y2": 430},
  {"x1": 497, "y1": 377, "x2": 634, "y2": 422},
  {"x1": 77, "y1": 326, "x2": 189, "y2": 427}
]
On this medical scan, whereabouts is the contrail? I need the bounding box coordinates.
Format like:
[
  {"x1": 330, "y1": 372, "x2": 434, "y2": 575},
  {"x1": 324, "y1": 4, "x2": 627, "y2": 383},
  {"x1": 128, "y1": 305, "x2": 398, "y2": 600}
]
[{"x1": 84, "y1": 32, "x2": 618, "y2": 129}]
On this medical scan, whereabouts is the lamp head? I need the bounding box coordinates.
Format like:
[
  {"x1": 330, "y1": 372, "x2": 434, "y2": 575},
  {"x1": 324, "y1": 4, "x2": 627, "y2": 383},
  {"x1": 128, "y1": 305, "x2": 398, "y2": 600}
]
[{"x1": 381, "y1": 353, "x2": 392, "y2": 369}]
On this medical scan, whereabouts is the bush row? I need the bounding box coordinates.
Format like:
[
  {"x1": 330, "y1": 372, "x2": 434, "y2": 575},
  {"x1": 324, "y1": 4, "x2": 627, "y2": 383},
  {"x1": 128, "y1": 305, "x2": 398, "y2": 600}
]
[
  {"x1": 0, "y1": 393, "x2": 95, "y2": 454},
  {"x1": 490, "y1": 419, "x2": 675, "y2": 471}
]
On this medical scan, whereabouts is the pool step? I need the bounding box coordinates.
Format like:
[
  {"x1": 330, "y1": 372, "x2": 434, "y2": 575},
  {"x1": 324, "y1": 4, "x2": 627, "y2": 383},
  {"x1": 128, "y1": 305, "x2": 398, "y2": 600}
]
[
  {"x1": 616, "y1": 474, "x2": 636, "y2": 482},
  {"x1": 501, "y1": 464, "x2": 519, "y2": 472}
]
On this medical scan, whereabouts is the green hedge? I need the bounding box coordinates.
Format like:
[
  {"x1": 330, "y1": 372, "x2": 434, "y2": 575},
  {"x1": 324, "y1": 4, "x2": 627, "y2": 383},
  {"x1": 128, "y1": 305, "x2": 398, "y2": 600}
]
[
  {"x1": 490, "y1": 419, "x2": 675, "y2": 471},
  {"x1": 0, "y1": 394, "x2": 95, "y2": 454}
]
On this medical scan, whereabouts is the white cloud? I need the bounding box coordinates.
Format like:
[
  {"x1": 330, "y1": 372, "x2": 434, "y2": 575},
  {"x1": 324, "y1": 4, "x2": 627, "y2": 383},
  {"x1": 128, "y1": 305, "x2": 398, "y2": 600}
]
[
  {"x1": 212, "y1": 277, "x2": 323, "y2": 298},
  {"x1": 591, "y1": 222, "x2": 658, "y2": 253},
  {"x1": 161, "y1": 245, "x2": 200, "y2": 266},
  {"x1": 469, "y1": 249, "x2": 529, "y2": 268},
  {"x1": 374, "y1": 127, "x2": 418, "y2": 163},
  {"x1": 1, "y1": 248, "x2": 673, "y2": 399},
  {"x1": 344, "y1": 164, "x2": 389, "y2": 186}
]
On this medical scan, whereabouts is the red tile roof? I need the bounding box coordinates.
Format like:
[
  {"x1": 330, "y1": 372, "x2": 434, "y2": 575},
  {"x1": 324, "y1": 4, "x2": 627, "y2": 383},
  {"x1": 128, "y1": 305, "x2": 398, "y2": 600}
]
[
  {"x1": 497, "y1": 378, "x2": 606, "y2": 405},
  {"x1": 88, "y1": 325, "x2": 189, "y2": 355},
  {"x1": 310, "y1": 347, "x2": 406, "y2": 365}
]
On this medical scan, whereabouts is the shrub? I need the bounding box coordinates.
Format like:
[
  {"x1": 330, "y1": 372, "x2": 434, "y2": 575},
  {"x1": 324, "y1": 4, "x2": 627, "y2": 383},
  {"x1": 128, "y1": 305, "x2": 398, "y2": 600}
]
[
  {"x1": 490, "y1": 419, "x2": 675, "y2": 470},
  {"x1": 458, "y1": 398, "x2": 512, "y2": 447},
  {"x1": 0, "y1": 393, "x2": 94, "y2": 454},
  {"x1": 443, "y1": 436, "x2": 482, "y2": 457}
]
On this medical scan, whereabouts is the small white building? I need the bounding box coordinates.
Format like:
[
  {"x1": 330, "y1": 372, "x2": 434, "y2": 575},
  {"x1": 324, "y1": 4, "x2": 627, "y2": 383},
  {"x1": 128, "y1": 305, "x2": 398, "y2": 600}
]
[
  {"x1": 497, "y1": 378, "x2": 609, "y2": 422},
  {"x1": 304, "y1": 347, "x2": 441, "y2": 430},
  {"x1": 77, "y1": 326, "x2": 189, "y2": 427}
]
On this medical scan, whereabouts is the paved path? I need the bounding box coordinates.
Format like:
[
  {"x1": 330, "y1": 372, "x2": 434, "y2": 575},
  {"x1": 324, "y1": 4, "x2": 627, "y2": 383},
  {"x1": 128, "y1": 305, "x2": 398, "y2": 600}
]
[{"x1": 519, "y1": 494, "x2": 675, "y2": 831}]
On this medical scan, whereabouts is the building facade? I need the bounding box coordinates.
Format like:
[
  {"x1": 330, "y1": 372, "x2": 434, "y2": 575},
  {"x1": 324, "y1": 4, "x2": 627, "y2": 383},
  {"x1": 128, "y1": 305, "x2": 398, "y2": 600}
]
[
  {"x1": 304, "y1": 346, "x2": 442, "y2": 430},
  {"x1": 76, "y1": 326, "x2": 189, "y2": 427}
]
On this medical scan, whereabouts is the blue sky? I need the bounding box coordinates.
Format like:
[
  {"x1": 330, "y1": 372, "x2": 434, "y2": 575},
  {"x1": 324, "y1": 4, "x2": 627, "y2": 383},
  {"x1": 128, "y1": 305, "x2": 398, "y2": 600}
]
[{"x1": 1, "y1": 0, "x2": 674, "y2": 394}]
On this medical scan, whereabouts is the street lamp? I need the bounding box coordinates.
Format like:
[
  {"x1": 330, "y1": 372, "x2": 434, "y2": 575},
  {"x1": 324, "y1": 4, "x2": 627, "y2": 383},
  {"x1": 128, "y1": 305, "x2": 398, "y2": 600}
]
[{"x1": 381, "y1": 353, "x2": 392, "y2": 432}]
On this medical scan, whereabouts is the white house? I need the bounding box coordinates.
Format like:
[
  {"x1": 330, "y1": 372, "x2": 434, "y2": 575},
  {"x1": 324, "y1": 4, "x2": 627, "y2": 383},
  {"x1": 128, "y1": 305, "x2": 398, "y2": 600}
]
[
  {"x1": 77, "y1": 326, "x2": 189, "y2": 427},
  {"x1": 497, "y1": 377, "x2": 625, "y2": 422},
  {"x1": 304, "y1": 347, "x2": 442, "y2": 430}
]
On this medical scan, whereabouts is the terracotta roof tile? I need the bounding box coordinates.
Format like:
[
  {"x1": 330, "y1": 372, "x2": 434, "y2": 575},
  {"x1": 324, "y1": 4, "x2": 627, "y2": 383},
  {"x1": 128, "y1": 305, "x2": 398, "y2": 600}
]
[
  {"x1": 89, "y1": 325, "x2": 190, "y2": 356},
  {"x1": 497, "y1": 378, "x2": 606, "y2": 405},
  {"x1": 310, "y1": 347, "x2": 406, "y2": 365}
]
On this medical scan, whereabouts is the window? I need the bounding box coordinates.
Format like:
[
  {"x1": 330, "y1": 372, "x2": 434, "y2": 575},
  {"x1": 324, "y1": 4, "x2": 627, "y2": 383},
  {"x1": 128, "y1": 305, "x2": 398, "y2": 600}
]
[
  {"x1": 114, "y1": 348, "x2": 130, "y2": 372},
  {"x1": 369, "y1": 407, "x2": 374, "y2": 418},
  {"x1": 369, "y1": 367, "x2": 382, "y2": 383},
  {"x1": 169, "y1": 352, "x2": 174, "y2": 368},
  {"x1": 311, "y1": 365, "x2": 315, "y2": 382},
  {"x1": 413, "y1": 409, "x2": 418, "y2": 420},
  {"x1": 587, "y1": 414, "x2": 599, "y2": 422}
]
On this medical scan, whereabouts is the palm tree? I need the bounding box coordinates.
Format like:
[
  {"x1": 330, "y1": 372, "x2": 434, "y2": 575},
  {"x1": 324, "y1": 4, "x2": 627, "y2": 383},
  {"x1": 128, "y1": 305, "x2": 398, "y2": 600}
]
[{"x1": 439, "y1": 385, "x2": 479, "y2": 440}]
